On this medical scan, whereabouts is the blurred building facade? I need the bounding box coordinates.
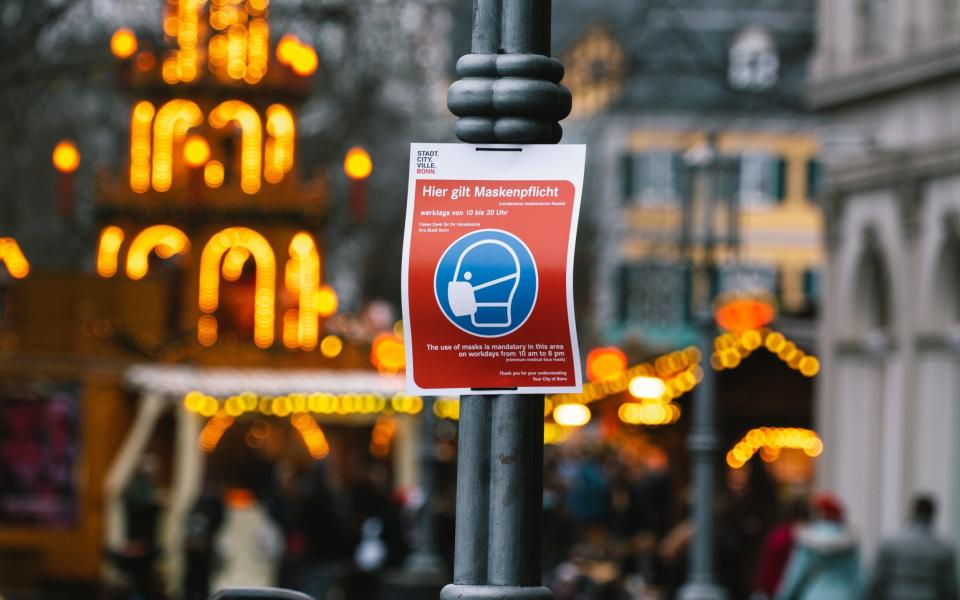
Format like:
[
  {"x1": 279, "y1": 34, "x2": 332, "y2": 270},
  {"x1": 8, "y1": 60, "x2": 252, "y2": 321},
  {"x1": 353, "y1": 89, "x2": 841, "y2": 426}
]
[
  {"x1": 549, "y1": 0, "x2": 822, "y2": 454},
  {"x1": 552, "y1": 0, "x2": 821, "y2": 349},
  {"x1": 810, "y1": 0, "x2": 960, "y2": 560}
]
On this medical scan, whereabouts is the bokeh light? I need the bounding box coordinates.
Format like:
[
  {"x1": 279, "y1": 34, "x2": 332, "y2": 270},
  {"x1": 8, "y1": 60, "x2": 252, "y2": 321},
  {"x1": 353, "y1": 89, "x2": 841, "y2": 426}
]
[{"x1": 52, "y1": 140, "x2": 80, "y2": 173}]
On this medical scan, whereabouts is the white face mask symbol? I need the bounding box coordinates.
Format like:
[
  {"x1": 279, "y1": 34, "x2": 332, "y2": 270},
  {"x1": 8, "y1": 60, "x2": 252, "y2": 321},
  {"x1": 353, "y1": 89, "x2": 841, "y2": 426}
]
[{"x1": 447, "y1": 239, "x2": 521, "y2": 328}]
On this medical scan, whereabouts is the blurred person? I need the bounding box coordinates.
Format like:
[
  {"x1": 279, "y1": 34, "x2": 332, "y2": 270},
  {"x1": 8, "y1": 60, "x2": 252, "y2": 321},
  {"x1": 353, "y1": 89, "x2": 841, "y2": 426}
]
[
  {"x1": 657, "y1": 494, "x2": 746, "y2": 599},
  {"x1": 752, "y1": 497, "x2": 810, "y2": 599},
  {"x1": 775, "y1": 493, "x2": 862, "y2": 600},
  {"x1": 342, "y1": 459, "x2": 406, "y2": 600},
  {"x1": 182, "y1": 480, "x2": 225, "y2": 600},
  {"x1": 265, "y1": 461, "x2": 307, "y2": 589},
  {"x1": 867, "y1": 494, "x2": 958, "y2": 600},
  {"x1": 298, "y1": 460, "x2": 352, "y2": 600},
  {"x1": 635, "y1": 445, "x2": 671, "y2": 539},
  {"x1": 212, "y1": 488, "x2": 284, "y2": 590},
  {"x1": 105, "y1": 455, "x2": 164, "y2": 600},
  {"x1": 567, "y1": 446, "x2": 610, "y2": 530}
]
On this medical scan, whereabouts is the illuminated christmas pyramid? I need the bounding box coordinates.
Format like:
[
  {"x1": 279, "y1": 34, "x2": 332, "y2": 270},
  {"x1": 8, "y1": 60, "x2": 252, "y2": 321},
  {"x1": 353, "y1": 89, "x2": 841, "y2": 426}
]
[{"x1": 96, "y1": 0, "x2": 338, "y2": 355}]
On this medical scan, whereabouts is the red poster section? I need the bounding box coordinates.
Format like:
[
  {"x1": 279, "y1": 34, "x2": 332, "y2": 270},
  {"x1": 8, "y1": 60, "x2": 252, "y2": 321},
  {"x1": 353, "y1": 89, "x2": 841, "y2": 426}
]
[{"x1": 406, "y1": 179, "x2": 579, "y2": 393}]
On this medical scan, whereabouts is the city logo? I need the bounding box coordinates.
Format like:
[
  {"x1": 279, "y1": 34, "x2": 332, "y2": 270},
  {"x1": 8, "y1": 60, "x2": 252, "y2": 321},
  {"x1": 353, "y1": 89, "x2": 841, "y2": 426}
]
[
  {"x1": 434, "y1": 229, "x2": 538, "y2": 337},
  {"x1": 416, "y1": 149, "x2": 438, "y2": 174}
]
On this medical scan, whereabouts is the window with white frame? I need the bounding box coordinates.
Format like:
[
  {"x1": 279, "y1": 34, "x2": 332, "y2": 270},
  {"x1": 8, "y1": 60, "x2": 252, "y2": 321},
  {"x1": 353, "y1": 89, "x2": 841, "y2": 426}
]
[
  {"x1": 737, "y1": 152, "x2": 784, "y2": 208},
  {"x1": 635, "y1": 150, "x2": 683, "y2": 205}
]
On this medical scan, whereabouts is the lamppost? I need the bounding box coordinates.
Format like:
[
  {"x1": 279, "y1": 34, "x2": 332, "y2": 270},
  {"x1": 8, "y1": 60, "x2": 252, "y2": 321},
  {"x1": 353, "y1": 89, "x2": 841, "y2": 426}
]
[
  {"x1": 442, "y1": 2, "x2": 570, "y2": 600},
  {"x1": 677, "y1": 135, "x2": 736, "y2": 600}
]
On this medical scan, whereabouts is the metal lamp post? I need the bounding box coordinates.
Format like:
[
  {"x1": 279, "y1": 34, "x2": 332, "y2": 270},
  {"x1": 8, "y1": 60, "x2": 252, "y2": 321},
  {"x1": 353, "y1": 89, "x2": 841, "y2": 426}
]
[
  {"x1": 442, "y1": 1, "x2": 570, "y2": 599},
  {"x1": 677, "y1": 136, "x2": 735, "y2": 600}
]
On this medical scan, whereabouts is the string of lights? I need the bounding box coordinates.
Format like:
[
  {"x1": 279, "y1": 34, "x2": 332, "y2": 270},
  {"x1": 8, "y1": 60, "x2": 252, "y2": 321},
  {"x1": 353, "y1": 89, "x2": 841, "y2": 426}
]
[
  {"x1": 726, "y1": 427, "x2": 824, "y2": 469},
  {"x1": 712, "y1": 328, "x2": 821, "y2": 377},
  {"x1": 183, "y1": 390, "x2": 427, "y2": 419}
]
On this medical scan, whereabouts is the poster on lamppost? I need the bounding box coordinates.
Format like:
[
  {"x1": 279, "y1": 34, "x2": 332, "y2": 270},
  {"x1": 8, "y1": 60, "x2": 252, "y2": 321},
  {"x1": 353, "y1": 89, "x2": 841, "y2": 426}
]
[{"x1": 401, "y1": 143, "x2": 585, "y2": 395}]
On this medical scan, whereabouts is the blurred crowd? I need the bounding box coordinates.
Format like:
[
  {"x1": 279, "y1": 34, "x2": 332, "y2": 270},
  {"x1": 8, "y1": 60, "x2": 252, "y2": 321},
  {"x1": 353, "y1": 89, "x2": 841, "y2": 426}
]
[
  {"x1": 103, "y1": 444, "x2": 957, "y2": 600},
  {"x1": 539, "y1": 445, "x2": 958, "y2": 600},
  {"x1": 105, "y1": 452, "x2": 417, "y2": 600}
]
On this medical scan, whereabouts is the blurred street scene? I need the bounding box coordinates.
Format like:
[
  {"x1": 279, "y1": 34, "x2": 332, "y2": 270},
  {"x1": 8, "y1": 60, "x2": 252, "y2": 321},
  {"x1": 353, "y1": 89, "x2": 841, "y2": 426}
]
[{"x1": 0, "y1": 0, "x2": 957, "y2": 599}]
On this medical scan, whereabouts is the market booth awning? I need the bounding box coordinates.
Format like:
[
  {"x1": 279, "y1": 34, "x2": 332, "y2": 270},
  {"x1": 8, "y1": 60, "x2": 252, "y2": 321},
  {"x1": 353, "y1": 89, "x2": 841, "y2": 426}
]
[{"x1": 124, "y1": 364, "x2": 408, "y2": 398}]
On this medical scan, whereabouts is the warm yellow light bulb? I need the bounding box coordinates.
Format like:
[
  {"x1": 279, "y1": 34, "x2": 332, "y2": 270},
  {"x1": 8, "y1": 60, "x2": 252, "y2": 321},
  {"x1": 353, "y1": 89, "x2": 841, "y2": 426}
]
[
  {"x1": 343, "y1": 146, "x2": 372, "y2": 180},
  {"x1": 315, "y1": 285, "x2": 338, "y2": 317},
  {"x1": 553, "y1": 403, "x2": 591, "y2": 427},
  {"x1": 799, "y1": 356, "x2": 821, "y2": 377},
  {"x1": 276, "y1": 34, "x2": 298, "y2": 65},
  {"x1": 204, "y1": 160, "x2": 225, "y2": 188},
  {"x1": 52, "y1": 140, "x2": 81, "y2": 173},
  {"x1": 111, "y1": 28, "x2": 138, "y2": 59},
  {"x1": 371, "y1": 333, "x2": 405, "y2": 372},
  {"x1": 628, "y1": 376, "x2": 667, "y2": 400},
  {"x1": 183, "y1": 134, "x2": 211, "y2": 168},
  {"x1": 320, "y1": 335, "x2": 343, "y2": 359},
  {"x1": 290, "y1": 44, "x2": 318, "y2": 76}
]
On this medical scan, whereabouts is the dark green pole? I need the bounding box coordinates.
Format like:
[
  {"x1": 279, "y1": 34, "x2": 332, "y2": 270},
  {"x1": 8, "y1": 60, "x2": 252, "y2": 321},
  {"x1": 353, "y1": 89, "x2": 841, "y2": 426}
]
[
  {"x1": 442, "y1": 1, "x2": 569, "y2": 598},
  {"x1": 678, "y1": 139, "x2": 728, "y2": 600}
]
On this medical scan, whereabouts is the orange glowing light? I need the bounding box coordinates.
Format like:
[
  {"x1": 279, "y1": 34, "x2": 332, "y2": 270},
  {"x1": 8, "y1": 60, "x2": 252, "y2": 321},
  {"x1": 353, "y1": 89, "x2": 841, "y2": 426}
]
[
  {"x1": 130, "y1": 101, "x2": 156, "y2": 193},
  {"x1": 289, "y1": 44, "x2": 318, "y2": 76},
  {"x1": 343, "y1": 146, "x2": 372, "y2": 180},
  {"x1": 199, "y1": 411, "x2": 234, "y2": 452},
  {"x1": 715, "y1": 295, "x2": 776, "y2": 333},
  {"x1": 0, "y1": 238, "x2": 30, "y2": 279},
  {"x1": 290, "y1": 413, "x2": 329, "y2": 459},
  {"x1": 183, "y1": 134, "x2": 210, "y2": 167},
  {"x1": 799, "y1": 355, "x2": 821, "y2": 377},
  {"x1": 126, "y1": 225, "x2": 190, "y2": 280},
  {"x1": 52, "y1": 140, "x2": 80, "y2": 173},
  {"x1": 320, "y1": 335, "x2": 343, "y2": 359},
  {"x1": 276, "y1": 34, "x2": 299, "y2": 65},
  {"x1": 221, "y1": 246, "x2": 250, "y2": 282},
  {"x1": 198, "y1": 227, "x2": 276, "y2": 348},
  {"x1": 204, "y1": 160, "x2": 224, "y2": 188},
  {"x1": 264, "y1": 105, "x2": 294, "y2": 184},
  {"x1": 224, "y1": 487, "x2": 255, "y2": 508},
  {"x1": 208, "y1": 0, "x2": 270, "y2": 83},
  {"x1": 726, "y1": 427, "x2": 824, "y2": 469},
  {"x1": 152, "y1": 100, "x2": 203, "y2": 192},
  {"x1": 371, "y1": 333, "x2": 405, "y2": 373},
  {"x1": 164, "y1": 0, "x2": 203, "y2": 83},
  {"x1": 284, "y1": 233, "x2": 322, "y2": 351},
  {"x1": 111, "y1": 28, "x2": 138, "y2": 59},
  {"x1": 209, "y1": 100, "x2": 262, "y2": 194},
  {"x1": 585, "y1": 346, "x2": 628, "y2": 382},
  {"x1": 135, "y1": 51, "x2": 157, "y2": 72},
  {"x1": 96, "y1": 226, "x2": 125, "y2": 278},
  {"x1": 315, "y1": 285, "x2": 338, "y2": 317}
]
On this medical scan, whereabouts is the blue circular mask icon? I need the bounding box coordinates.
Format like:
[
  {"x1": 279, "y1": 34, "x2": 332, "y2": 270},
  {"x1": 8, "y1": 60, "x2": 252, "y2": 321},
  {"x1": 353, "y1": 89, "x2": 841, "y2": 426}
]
[{"x1": 434, "y1": 229, "x2": 538, "y2": 338}]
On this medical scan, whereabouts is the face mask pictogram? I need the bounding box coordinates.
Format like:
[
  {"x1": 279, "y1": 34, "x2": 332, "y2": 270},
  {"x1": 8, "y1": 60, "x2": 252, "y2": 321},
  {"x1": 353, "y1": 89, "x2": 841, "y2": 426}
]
[
  {"x1": 433, "y1": 228, "x2": 538, "y2": 338},
  {"x1": 447, "y1": 239, "x2": 521, "y2": 328}
]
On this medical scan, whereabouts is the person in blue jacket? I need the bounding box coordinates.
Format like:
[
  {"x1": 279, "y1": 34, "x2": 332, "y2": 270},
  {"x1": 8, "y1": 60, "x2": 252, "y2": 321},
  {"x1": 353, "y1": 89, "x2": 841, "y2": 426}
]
[{"x1": 775, "y1": 492, "x2": 862, "y2": 600}]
